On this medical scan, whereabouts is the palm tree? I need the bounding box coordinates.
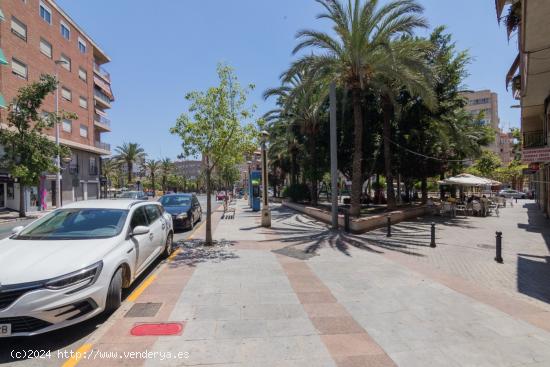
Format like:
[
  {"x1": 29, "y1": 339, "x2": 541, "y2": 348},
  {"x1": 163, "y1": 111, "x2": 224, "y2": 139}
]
[
  {"x1": 290, "y1": 0, "x2": 428, "y2": 216},
  {"x1": 114, "y1": 142, "x2": 146, "y2": 184},
  {"x1": 101, "y1": 158, "x2": 118, "y2": 196},
  {"x1": 144, "y1": 159, "x2": 161, "y2": 196},
  {"x1": 160, "y1": 158, "x2": 174, "y2": 194}
]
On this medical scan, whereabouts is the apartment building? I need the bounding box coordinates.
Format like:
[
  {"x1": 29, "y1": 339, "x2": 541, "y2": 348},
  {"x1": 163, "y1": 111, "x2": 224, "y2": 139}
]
[
  {"x1": 460, "y1": 89, "x2": 501, "y2": 155},
  {"x1": 495, "y1": 0, "x2": 550, "y2": 215},
  {"x1": 0, "y1": 0, "x2": 113, "y2": 212},
  {"x1": 499, "y1": 131, "x2": 515, "y2": 165},
  {"x1": 174, "y1": 160, "x2": 203, "y2": 181}
]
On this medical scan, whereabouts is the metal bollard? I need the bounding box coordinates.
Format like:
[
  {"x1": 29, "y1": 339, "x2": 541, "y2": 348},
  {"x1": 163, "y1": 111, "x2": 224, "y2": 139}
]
[
  {"x1": 344, "y1": 209, "x2": 350, "y2": 232},
  {"x1": 495, "y1": 231, "x2": 503, "y2": 263},
  {"x1": 386, "y1": 215, "x2": 392, "y2": 237},
  {"x1": 430, "y1": 222, "x2": 436, "y2": 248}
]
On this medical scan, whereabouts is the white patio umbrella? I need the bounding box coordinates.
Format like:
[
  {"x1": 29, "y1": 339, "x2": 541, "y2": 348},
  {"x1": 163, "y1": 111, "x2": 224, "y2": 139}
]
[{"x1": 439, "y1": 173, "x2": 501, "y2": 186}]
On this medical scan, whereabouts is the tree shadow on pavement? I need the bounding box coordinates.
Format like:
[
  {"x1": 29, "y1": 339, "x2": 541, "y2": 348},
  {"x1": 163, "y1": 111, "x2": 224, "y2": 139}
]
[
  {"x1": 517, "y1": 254, "x2": 550, "y2": 305},
  {"x1": 168, "y1": 240, "x2": 240, "y2": 268}
]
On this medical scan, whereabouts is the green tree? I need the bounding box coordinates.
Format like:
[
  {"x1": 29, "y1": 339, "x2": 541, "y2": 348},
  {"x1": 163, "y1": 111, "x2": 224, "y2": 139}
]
[
  {"x1": 0, "y1": 75, "x2": 73, "y2": 217},
  {"x1": 160, "y1": 158, "x2": 174, "y2": 194},
  {"x1": 114, "y1": 142, "x2": 146, "y2": 184},
  {"x1": 171, "y1": 64, "x2": 257, "y2": 245},
  {"x1": 290, "y1": 0, "x2": 429, "y2": 216},
  {"x1": 144, "y1": 159, "x2": 161, "y2": 195},
  {"x1": 469, "y1": 150, "x2": 502, "y2": 177}
]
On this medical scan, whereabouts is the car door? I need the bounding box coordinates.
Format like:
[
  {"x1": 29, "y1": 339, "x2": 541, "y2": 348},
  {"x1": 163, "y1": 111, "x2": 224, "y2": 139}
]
[
  {"x1": 144, "y1": 204, "x2": 165, "y2": 258},
  {"x1": 129, "y1": 206, "x2": 155, "y2": 274}
]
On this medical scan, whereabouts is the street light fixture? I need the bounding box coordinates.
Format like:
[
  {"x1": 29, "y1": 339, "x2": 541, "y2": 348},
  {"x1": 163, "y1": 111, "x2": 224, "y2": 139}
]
[
  {"x1": 260, "y1": 130, "x2": 271, "y2": 227},
  {"x1": 54, "y1": 59, "x2": 68, "y2": 208}
]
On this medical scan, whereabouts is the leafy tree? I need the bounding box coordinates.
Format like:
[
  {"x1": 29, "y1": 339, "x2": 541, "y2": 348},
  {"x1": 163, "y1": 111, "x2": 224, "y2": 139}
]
[
  {"x1": 0, "y1": 75, "x2": 72, "y2": 217},
  {"x1": 171, "y1": 64, "x2": 257, "y2": 245},
  {"x1": 160, "y1": 158, "x2": 174, "y2": 193},
  {"x1": 289, "y1": 0, "x2": 429, "y2": 216},
  {"x1": 468, "y1": 150, "x2": 502, "y2": 177},
  {"x1": 144, "y1": 159, "x2": 161, "y2": 195},
  {"x1": 114, "y1": 142, "x2": 146, "y2": 184}
]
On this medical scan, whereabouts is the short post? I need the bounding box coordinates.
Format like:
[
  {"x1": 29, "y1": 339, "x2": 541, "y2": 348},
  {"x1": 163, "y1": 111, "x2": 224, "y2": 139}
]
[
  {"x1": 495, "y1": 231, "x2": 503, "y2": 263},
  {"x1": 386, "y1": 215, "x2": 392, "y2": 237},
  {"x1": 430, "y1": 222, "x2": 436, "y2": 248},
  {"x1": 344, "y1": 209, "x2": 350, "y2": 233}
]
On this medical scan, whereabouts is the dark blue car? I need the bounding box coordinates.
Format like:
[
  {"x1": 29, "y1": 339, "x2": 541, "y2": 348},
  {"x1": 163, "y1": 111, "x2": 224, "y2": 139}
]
[{"x1": 158, "y1": 194, "x2": 202, "y2": 230}]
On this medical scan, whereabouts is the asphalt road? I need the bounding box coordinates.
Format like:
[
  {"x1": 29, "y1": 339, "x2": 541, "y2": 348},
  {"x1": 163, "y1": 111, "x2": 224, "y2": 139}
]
[
  {"x1": 0, "y1": 194, "x2": 214, "y2": 366},
  {"x1": 0, "y1": 219, "x2": 36, "y2": 240}
]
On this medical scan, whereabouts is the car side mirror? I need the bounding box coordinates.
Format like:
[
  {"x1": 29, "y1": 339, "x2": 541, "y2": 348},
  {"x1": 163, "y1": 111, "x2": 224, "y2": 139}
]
[
  {"x1": 131, "y1": 226, "x2": 150, "y2": 236},
  {"x1": 11, "y1": 226, "x2": 24, "y2": 235}
]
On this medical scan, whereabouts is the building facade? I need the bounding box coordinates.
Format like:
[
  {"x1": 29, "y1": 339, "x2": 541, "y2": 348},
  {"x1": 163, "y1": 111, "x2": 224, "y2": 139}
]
[
  {"x1": 174, "y1": 160, "x2": 203, "y2": 181},
  {"x1": 495, "y1": 0, "x2": 550, "y2": 215},
  {"x1": 0, "y1": 0, "x2": 113, "y2": 212},
  {"x1": 461, "y1": 89, "x2": 501, "y2": 155}
]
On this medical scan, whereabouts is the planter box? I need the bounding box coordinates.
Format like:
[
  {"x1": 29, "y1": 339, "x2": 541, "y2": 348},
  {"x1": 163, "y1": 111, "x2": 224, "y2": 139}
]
[{"x1": 282, "y1": 201, "x2": 429, "y2": 234}]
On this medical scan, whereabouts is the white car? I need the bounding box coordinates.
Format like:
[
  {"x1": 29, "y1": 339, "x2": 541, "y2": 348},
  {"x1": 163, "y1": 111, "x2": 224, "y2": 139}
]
[
  {"x1": 498, "y1": 189, "x2": 527, "y2": 199},
  {"x1": 0, "y1": 200, "x2": 173, "y2": 337}
]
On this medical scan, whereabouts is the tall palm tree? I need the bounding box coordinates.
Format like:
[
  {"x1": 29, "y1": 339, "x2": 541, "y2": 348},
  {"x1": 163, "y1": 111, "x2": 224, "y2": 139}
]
[
  {"x1": 290, "y1": 0, "x2": 428, "y2": 216},
  {"x1": 160, "y1": 158, "x2": 174, "y2": 193},
  {"x1": 144, "y1": 159, "x2": 161, "y2": 196},
  {"x1": 114, "y1": 142, "x2": 146, "y2": 184},
  {"x1": 101, "y1": 158, "x2": 118, "y2": 195}
]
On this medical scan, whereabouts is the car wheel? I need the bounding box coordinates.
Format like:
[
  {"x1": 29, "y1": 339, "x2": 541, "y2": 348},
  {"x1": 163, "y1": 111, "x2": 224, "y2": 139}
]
[
  {"x1": 105, "y1": 268, "x2": 123, "y2": 313},
  {"x1": 189, "y1": 215, "x2": 194, "y2": 230},
  {"x1": 163, "y1": 232, "x2": 173, "y2": 258}
]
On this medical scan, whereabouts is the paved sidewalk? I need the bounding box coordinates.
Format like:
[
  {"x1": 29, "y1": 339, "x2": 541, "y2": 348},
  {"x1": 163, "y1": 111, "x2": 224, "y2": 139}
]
[{"x1": 73, "y1": 199, "x2": 550, "y2": 367}]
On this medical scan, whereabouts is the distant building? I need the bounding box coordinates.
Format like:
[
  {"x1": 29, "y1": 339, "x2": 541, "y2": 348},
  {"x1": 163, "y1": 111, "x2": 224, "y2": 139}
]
[
  {"x1": 498, "y1": 131, "x2": 515, "y2": 165},
  {"x1": 460, "y1": 90, "x2": 501, "y2": 155},
  {"x1": 174, "y1": 160, "x2": 202, "y2": 180}
]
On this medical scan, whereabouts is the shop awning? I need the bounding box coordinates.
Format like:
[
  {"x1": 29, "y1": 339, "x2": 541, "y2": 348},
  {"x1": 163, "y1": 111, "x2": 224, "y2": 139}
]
[
  {"x1": 0, "y1": 93, "x2": 7, "y2": 109},
  {"x1": 93, "y1": 75, "x2": 114, "y2": 101},
  {"x1": 506, "y1": 54, "x2": 520, "y2": 90},
  {"x1": 439, "y1": 174, "x2": 501, "y2": 187},
  {"x1": 0, "y1": 48, "x2": 7, "y2": 66}
]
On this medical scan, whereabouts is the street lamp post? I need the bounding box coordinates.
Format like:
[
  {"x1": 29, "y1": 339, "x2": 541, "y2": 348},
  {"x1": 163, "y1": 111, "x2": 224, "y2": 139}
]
[
  {"x1": 54, "y1": 59, "x2": 68, "y2": 208},
  {"x1": 260, "y1": 130, "x2": 271, "y2": 227}
]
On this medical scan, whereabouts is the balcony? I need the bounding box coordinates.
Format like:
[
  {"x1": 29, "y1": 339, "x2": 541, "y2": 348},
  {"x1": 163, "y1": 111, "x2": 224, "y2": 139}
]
[
  {"x1": 94, "y1": 89, "x2": 111, "y2": 108},
  {"x1": 523, "y1": 130, "x2": 547, "y2": 149},
  {"x1": 95, "y1": 141, "x2": 111, "y2": 153},
  {"x1": 94, "y1": 114, "x2": 111, "y2": 131},
  {"x1": 93, "y1": 61, "x2": 111, "y2": 82}
]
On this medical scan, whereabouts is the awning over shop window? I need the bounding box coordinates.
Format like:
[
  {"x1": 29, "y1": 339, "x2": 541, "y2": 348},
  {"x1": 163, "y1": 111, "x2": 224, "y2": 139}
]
[
  {"x1": 93, "y1": 75, "x2": 114, "y2": 101},
  {"x1": 0, "y1": 48, "x2": 7, "y2": 65}
]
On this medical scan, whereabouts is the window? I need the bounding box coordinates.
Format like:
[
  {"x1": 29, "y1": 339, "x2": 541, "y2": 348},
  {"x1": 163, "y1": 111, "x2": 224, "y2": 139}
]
[
  {"x1": 144, "y1": 205, "x2": 161, "y2": 223},
  {"x1": 39, "y1": 38, "x2": 52, "y2": 58},
  {"x1": 89, "y1": 157, "x2": 98, "y2": 175},
  {"x1": 11, "y1": 17, "x2": 27, "y2": 41},
  {"x1": 39, "y1": 2, "x2": 52, "y2": 24},
  {"x1": 60, "y1": 54, "x2": 71, "y2": 71},
  {"x1": 62, "y1": 119, "x2": 72, "y2": 132},
  {"x1": 60, "y1": 21, "x2": 70, "y2": 40},
  {"x1": 79, "y1": 96, "x2": 88, "y2": 109},
  {"x1": 61, "y1": 87, "x2": 72, "y2": 101},
  {"x1": 79, "y1": 125, "x2": 88, "y2": 138},
  {"x1": 78, "y1": 37, "x2": 87, "y2": 54},
  {"x1": 11, "y1": 58, "x2": 27, "y2": 79},
  {"x1": 130, "y1": 207, "x2": 148, "y2": 230},
  {"x1": 78, "y1": 68, "x2": 87, "y2": 82}
]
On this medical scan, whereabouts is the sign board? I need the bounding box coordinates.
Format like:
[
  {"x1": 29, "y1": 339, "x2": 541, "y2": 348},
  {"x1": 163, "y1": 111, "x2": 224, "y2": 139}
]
[
  {"x1": 528, "y1": 162, "x2": 540, "y2": 171},
  {"x1": 522, "y1": 147, "x2": 550, "y2": 163},
  {"x1": 45, "y1": 174, "x2": 57, "y2": 180},
  {"x1": 522, "y1": 168, "x2": 538, "y2": 175}
]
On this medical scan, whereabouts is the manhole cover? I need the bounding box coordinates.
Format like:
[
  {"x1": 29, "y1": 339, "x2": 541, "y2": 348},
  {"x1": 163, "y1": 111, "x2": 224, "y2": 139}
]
[
  {"x1": 477, "y1": 244, "x2": 495, "y2": 250},
  {"x1": 125, "y1": 302, "x2": 162, "y2": 318},
  {"x1": 130, "y1": 322, "x2": 184, "y2": 336},
  {"x1": 272, "y1": 247, "x2": 317, "y2": 260}
]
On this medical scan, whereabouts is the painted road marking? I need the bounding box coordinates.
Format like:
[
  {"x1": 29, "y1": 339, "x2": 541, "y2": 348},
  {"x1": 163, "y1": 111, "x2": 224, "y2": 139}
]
[
  {"x1": 127, "y1": 274, "x2": 157, "y2": 302},
  {"x1": 61, "y1": 343, "x2": 92, "y2": 367}
]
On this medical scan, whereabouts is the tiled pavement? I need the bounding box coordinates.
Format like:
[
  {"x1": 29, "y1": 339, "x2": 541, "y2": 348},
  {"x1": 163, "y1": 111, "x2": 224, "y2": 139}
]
[{"x1": 77, "y1": 199, "x2": 550, "y2": 366}]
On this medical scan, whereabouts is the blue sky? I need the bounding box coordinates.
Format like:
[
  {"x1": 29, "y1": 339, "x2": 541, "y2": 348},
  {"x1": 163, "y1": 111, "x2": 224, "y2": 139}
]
[{"x1": 57, "y1": 0, "x2": 519, "y2": 160}]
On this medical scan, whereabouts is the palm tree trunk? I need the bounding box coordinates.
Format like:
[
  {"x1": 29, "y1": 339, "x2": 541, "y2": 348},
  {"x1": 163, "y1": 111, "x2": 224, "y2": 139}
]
[
  {"x1": 128, "y1": 162, "x2": 133, "y2": 184},
  {"x1": 19, "y1": 184, "x2": 26, "y2": 218},
  {"x1": 151, "y1": 173, "x2": 156, "y2": 197},
  {"x1": 309, "y1": 132, "x2": 318, "y2": 205},
  {"x1": 350, "y1": 88, "x2": 363, "y2": 217},
  {"x1": 291, "y1": 152, "x2": 297, "y2": 186},
  {"x1": 382, "y1": 97, "x2": 396, "y2": 210}
]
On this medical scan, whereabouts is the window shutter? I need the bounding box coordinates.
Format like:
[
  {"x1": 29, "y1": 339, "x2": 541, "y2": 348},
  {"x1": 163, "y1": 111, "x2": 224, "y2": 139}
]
[
  {"x1": 79, "y1": 68, "x2": 87, "y2": 81},
  {"x1": 11, "y1": 18, "x2": 26, "y2": 38},
  {"x1": 40, "y1": 39, "x2": 52, "y2": 58},
  {"x1": 12, "y1": 59, "x2": 27, "y2": 78},
  {"x1": 61, "y1": 88, "x2": 71, "y2": 100}
]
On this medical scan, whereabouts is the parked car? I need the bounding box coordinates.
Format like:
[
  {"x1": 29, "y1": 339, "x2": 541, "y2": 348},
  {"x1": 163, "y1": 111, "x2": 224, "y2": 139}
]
[
  {"x1": 117, "y1": 191, "x2": 148, "y2": 200},
  {"x1": 216, "y1": 191, "x2": 227, "y2": 201},
  {"x1": 0, "y1": 200, "x2": 173, "y2": 337},
  {"x1": 159, "y1": 193, "x2": 202, "y2": 230},
  {"x1": 498, "y1": 189, "x2": 526, "y2": 199}
]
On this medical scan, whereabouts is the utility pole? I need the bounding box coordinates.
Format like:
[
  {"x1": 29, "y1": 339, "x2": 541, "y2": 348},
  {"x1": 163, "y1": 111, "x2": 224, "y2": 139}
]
[{"x1": 329, "y1": 82, "x2": 338, "y2": 229}]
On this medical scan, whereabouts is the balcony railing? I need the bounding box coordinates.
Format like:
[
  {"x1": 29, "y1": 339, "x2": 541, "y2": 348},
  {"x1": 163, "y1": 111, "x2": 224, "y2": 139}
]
[
  {"x1": 523, "y1": 130, "x2": 547, "y2": 149},
  {"x1": 93, "y1": 62, "x2": 111, "y2": 82},
  {"x1": 94, "y1": 114, "x2": 111, "y2": 128},
  {"x1": 95, "y1": 141, "x2": 111, "y2": 152},
  {"x1": 94, "y1": 89, "x2": 111, "y2": 106},
  {"x1": 89, "y1": 166, "x2": 99, "y2": 176}
]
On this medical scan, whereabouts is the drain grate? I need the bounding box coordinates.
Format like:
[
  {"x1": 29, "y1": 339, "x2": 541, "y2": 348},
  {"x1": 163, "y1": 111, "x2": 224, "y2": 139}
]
[{"x1": 125, "y1": 302, "x2": 162, "y2": 318}]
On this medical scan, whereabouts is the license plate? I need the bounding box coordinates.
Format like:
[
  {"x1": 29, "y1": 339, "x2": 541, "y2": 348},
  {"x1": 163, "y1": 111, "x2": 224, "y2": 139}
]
[{"x1": 0, "y1": 324, "x2": 11, "y2": 337}]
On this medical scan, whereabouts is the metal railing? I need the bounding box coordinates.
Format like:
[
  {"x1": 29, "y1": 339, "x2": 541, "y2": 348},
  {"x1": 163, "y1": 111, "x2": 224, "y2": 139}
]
[
  {"x1": 523, "y1": 130, "x2": 547, "y2": 149},
  {"x1": 94, "y1": 141, "x2": 111, "y2": 151},
  {"x1": 94, "y1": 114, "x2": 111, "y2": 128},
  {"x1": 93, "y1": 62, "x2": 111, "y2": 81},
  {"x1": 93, "y1": 89, "x2": 111, "y2": 106}
]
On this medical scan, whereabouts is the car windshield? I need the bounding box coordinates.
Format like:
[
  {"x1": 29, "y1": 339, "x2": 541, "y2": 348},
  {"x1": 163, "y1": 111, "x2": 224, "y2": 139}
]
[
  {"x1": 159, "y1": 196, "x2": 192, "y2": 207},
  {"x1": 119, "y1": 192, "x2": 139, "y2": 198},
  {"x1": 15, "y1": 209, "x2": 129, "y2": 240}
]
